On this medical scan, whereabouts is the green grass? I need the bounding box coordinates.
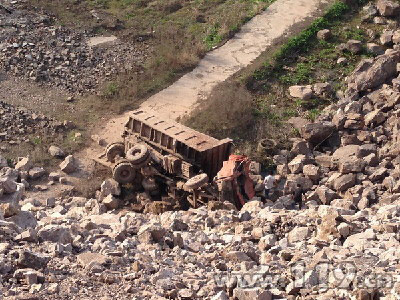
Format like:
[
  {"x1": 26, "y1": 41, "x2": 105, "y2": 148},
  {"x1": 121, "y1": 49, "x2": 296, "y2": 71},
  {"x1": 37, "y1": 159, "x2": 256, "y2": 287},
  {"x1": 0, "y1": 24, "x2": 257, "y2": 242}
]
[
  {"x1": 279, "y1": 62, "x2": 314, "y2": 85},
  {"x1": 204, "y1": 24, "x2": 224, "y2": 50},
  {"x1": 103, "y1": 82, "x2": 120, "y2": 98}
]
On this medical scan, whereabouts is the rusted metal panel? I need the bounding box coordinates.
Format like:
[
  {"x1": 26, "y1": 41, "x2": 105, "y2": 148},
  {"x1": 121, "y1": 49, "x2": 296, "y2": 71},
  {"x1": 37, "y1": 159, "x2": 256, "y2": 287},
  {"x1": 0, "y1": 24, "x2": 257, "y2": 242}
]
[
  {"x1": 126, "y1": 109, "x2": 233, "y2": 179},
  {"x1": 128, "y1": 109, "x2": 230, "y2": 152},
  {"x1": 211, "y1": 145, "x2": 221, "y2": 179}
]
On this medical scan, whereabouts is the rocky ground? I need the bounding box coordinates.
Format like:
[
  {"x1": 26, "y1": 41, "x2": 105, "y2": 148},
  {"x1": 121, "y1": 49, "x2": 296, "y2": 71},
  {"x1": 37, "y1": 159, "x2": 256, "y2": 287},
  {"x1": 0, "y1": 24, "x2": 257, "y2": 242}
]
[
  {"x1": 4, "y1": 0, "x2": 400, "y2": 299},
  {"x1": 0, "y1": 0, "x2": 149, "y2": 95},
  {"x1": 0, "y1": 100, "x2": 69, "y2": 147}
]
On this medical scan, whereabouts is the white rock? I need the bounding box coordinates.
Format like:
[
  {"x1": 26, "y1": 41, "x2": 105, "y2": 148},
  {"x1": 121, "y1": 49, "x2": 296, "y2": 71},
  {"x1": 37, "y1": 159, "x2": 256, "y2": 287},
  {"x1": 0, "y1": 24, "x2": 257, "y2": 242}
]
[
  {"x1": 289, "y1": 85, "x2": 314, "y2": 100},
  {"x1": 48, "y1": 145, "x2": 65, "y2": 158},
  {"x1": 15, "y1": 157, "x2": 32, "y2": 171},
  {"x1": 288, "y1": 227, "x2": 310, "y2": 243}
]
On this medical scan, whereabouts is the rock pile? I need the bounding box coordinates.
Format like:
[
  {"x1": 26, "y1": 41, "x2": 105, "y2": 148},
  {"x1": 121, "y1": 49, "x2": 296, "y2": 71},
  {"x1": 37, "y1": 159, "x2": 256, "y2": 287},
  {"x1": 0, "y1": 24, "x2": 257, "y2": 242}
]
[
  {"x1": 3, "y1": 0, "x2": 400, "y2": 299},
  {"x1": 0, "y1": 2, "x2": 149, "y2": 94},
  {"x1": 1, "y1": 153, "x2": 399, "y2": 298},
  {"x1": 280, "y1": 0, "x2": 400, "y2": 214},
  {"x1": 0, "y1": 101, "x2": 66, "y2": 145}
]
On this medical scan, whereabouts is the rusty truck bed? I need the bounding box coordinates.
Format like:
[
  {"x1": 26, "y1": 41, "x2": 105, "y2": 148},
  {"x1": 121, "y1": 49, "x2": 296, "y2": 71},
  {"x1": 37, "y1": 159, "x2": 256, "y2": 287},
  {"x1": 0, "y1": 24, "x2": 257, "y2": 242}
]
[{"x1": 124, "y1": 109, "x2": 232, "y2": 179}]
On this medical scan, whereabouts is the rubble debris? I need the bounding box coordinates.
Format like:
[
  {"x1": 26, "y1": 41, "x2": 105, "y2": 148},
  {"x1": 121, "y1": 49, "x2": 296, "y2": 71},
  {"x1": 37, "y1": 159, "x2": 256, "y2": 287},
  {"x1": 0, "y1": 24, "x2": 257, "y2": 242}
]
[{"x1": 0, "y1": 2, "x2": 149, "y2": 94}]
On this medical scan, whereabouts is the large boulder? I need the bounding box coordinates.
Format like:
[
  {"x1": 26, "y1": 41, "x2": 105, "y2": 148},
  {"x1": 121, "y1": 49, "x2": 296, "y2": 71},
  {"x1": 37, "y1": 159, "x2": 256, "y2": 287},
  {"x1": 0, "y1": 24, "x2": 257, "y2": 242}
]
[
  {"x1": 367, "y1": 43, "x2": 385, "y2": 55},
  {"x1": 59, "y1": 155, "x2": 77, "y2": 174},
  {"x1": 302, "y1": 164, "x2": 321, "y2": 182},
  {"x1": 137, "y1": 224, "x2": 168, "y2": 244},
  {"x1": 377, "y1": 0, "x2": 400, "y2": 16},
  {"x1": 100, "y1": 179, "x2": 121, "y2": 198},
  {"x1": 288, "y1": 227, "x2": 310, "y2": 243},
  {"x1": 28, "y1": 167, "x2": 46, "y2": 180},
  {"x1": 343, "y1": 229, "x2": 376, "y2": 250},
  {"x1": 77, "y1": 252, "x2": 109, "y2": 269},
  {"x1": 338, "y1": 159, "x2": 366, "y2": 174},
  {"x1": 0, "y1": 182, "x2": 24, "y2": 217},
  {"x1": 288, "y1": 155, "x2": 308, "y2": 174},
  {"x1": 0, "y1": 197, "x2": 21, "y2": 217},
  {"x1": 291, "y1": 139, "x2": 312, "y2": 156},
  {"x1": 346, "y1": 40, "x2": 362, "y2": 54},
  {"x1": 17, "y1": 250, "x2": 50, "y2": 270},
  {"x1": 364, "y1": 109, "x2": 386, "y2": 126},
  {"x1": 346, "y1": 50, "x2": 400, "y2": 92},
  {"x1": 317, "y1": 29, "x2": 332, "y2": 41},
  {"x1": 0, "y1": 176, "x2": 17, "y2": 194},
  {"x1": 316, "y1": 186, "x2": 338, "y2": 205},
  {"x1": 300, "y1": 121, "x2": 336, "y2": 146},
  {"x1": 380, "y1": 30, "x2": 393, "y2": 46},
  {"x1": 38, "y1": 225, "x2": 73, "y2": 244},
  {"x1": 48, "y1": 145, "x2": 65, "y2": 158},
  {"x1": 331, "y1": 145, "x2": 359, "y2": 167},
  {"x1": 103, "y1": 194, "x2": 120, "y2": 210},
  {"x1": 8, "y1": 211, "x2": 37, "y2": 229},
  {"x1": 331, "y1": 173, "x2": 356, "y2": 192},
  {"x1": 289, "y1": 85, "x2": 313, "y2": 100},
  {"x1": 15, "y1": 157, "x2": 32, "y2": 172}
]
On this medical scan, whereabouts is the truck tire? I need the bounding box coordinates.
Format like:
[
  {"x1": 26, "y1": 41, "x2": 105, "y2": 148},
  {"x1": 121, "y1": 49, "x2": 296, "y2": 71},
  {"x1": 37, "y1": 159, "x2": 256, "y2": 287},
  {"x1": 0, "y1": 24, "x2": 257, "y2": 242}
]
[
  {"x1": 106, "y1": 142, "x2": 125, "y2": 163},
  {"x1": 126, "y1": 144, "x2": 150, "y2": 166},
  {"x1": 142, "y1": 176, "x2": 158, "y2": 191},
  {"x1": 257, "y1": 138, "x2": 277, "y2": 154},
  {"x1": 184, "y1": 173, "x2": 209, "y2": 190},
  {"x1": 112, "y1": 161, "x2": 136, "y2": 184}
]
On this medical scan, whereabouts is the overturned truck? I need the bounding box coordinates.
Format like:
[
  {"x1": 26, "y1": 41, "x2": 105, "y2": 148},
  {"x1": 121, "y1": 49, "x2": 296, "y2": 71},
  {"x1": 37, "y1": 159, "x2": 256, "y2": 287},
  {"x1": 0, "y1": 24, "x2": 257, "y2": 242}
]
[{"x1": 94, "y1": 109, "x2": 255, "y2": 208}]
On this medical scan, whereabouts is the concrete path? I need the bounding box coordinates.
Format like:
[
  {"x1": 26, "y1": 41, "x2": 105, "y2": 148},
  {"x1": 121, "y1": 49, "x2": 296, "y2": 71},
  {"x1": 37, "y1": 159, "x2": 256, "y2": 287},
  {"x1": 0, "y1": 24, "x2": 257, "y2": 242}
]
[{"x1": 98, "y1": 0, "x2": 330, "y2": 143}]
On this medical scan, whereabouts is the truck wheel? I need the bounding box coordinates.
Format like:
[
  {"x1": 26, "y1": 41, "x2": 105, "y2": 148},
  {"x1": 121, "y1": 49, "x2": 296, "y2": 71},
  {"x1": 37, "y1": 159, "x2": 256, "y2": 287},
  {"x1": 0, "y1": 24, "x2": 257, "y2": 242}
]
[
  {"x1": 142, "y1": 176, "x2": 158, "y2": 191},
  {"x1": 106, "y1": 142, "x2": 125, "y2": 163},
  {"x1": 184, "y1": 173, "x2": 209, "y2": 190},
  {"x1": 257, "y1": 138, "x2": 277, "y2": 154},
  {"x1": 126, "y1": 144, "x2": 150, "y2": 166},
  {"x1": 113, "y1": 161, "x2": 136, "y2": 184}
]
